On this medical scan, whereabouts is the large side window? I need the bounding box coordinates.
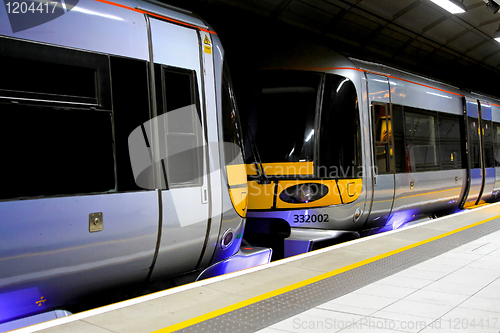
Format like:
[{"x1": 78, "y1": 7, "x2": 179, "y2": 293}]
[
  {"x1": 0, "y1": 38, "x2": 110, "y2": 107},
  {"x1": 438, "y1": 114, "x2": 463, "y2": 170},
  {"x1": 392, "y1": 104, "x2": 466, "y2": 173},
  {"x1": 157, "y1": 66, "x2": 203, "y2": 188},
  {"x1": 0, "y1": 38, "x2": 115, "y2": 200},
  {"x1": 110, "y1": 56, "x2": 151, "y2": 192},
  {"x1": 495, "y1": 122, "x2": 500, "y2": 167},
  {"x1": 483, "y1": 120, "x2": 495, "y2": 168},
  {"x1": 468, "y1": 117, "x2": 481, "y2": 169},
  {"x1": 371, "y1": 103, "x2": 392, "y2": 174},
  {"x1": 404, "y1": 110, "x2": 440, "y2": 172},
  {"x1": 392, "y1": 104, "x2": 406, "y2": 173}
]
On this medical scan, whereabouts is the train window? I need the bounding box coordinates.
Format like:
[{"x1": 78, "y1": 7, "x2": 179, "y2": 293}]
[
  {"x1": 468, "y1": 117, "x2": 481, "y2": 169},
  {"x1": 392, "y1": 105, "x2": 466, "y2": 173},
  {"x1": 494, "y1": 122, "x2": 500, "y2": 167},
  {"x1": 318, "y1": 74, "x2": 361, "y2": 178},
  {"x1": 0, "y1": 105, "x2": 115, "y2": 200},
  {"x1": 438, "y1": 114, "x2": 463, "y2": 170},
  {"x1": 221, "y1": 62, "x2": 245, "y2": 167},
  {"x1": 158, "y1": 66, "x2": 203, "y2": 188},
  {"x1": 110, "y1": 56, "x2": 152, "y2": 192},
  {"x1": 0, "y1": 40, "x2": 115, "y2": 201},
  {"x1": 404, "y1": 110, "x2": 440, "y2": 172},
  {"x1": 371, "y1": 103, "x2": 392, "y2": 174},
  {"x1": 242, "y1": 71, "x2": 320, "y2": 166},
  {"x1": 0, "y1": 37, "x2": 110, "y2": 108},
  {"x1": 483, "y1": 120, "x2": 495, "y2": 168},
  {"x1": 392, "y1": 105, "x2": 406, "y2": 173}
]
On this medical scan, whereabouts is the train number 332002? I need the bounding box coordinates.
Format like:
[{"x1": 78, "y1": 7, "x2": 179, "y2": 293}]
[{"x1": 293, "y1": 214, "x2": 329, "y2": 223}]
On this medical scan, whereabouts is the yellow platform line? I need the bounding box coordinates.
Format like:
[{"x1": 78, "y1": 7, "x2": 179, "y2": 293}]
[{"x1": 153, "y1": 214, "x2": 500, "y2": 333}]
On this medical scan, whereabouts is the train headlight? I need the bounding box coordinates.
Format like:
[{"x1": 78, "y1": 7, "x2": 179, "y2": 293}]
[
  {"x1": 279, "y1": 183, "x2": 329, "y2": 204},
  {"x1": 221, "y1": 229, "x2": 235, "y2": 249}
]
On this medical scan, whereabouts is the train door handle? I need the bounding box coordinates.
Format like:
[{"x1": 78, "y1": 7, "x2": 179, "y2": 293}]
[
  {"x1": 89, "y1": 212, "x2": 103, "y2": 232},
  {"x1": 201, "y1": 187, "x2": 208, "y2": 204}
]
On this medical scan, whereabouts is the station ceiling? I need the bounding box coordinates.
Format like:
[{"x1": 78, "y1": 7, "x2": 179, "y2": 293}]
[{"x1": 165, "y1": 0, "x2": 500, "y2": 98}]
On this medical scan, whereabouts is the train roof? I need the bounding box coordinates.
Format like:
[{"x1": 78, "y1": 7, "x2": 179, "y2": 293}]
[
  {"x1": 133, "y1": 0, "x2": 209, "y2": 30},
  {"x1": 250, "y1": 37, "x2": 500, "y2": 107},
  {"x1": 0, "y1": 0, "x2": 214, "y2": 61},
  {"x1": 350, "y1": 58, "x2": 500, "y2": 106}
]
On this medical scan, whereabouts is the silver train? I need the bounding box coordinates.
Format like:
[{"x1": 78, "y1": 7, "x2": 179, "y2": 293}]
[
  {"x1": 0, "y1": 0, "x2": 270, "y2": 329},
  {"x1": 241, "y1": 42, "x2": 500, "y2": 259}
]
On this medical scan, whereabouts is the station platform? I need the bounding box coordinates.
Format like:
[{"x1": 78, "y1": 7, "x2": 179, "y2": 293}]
[{"x1": 11, "y1": 203, "x2": 500, "y2": 333}]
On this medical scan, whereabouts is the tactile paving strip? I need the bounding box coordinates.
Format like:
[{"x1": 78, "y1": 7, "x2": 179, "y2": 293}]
[{"x1": 176, "y1": 217, "x2": 500, "y2": 333}]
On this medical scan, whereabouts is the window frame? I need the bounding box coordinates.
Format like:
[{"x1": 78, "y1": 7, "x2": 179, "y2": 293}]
[
  {"x1": 391, "y1": 103, "x2": 466, "y2": 173},
  {"x1": 0, "y1": 38, "x2": 117, "y2": 201},
  {"x1": 371, "y1": 102, "x2": 394, "y2": 175},
  {"x1": 157, "y1": 65, "x2": 205, "y2": 189},
  {"x1": 0, "y1": 36, "x2": 111, "y2": 109}
]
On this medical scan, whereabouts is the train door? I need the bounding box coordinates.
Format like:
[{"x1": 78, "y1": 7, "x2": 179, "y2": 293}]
[
  {"x1": 365, "y1": 74, "x2": 395, "y2": 228},
  {"x1": 478, "y1": 101, "x2": 495, "y2": 203},
  {"x1": 463, "y1": 97, "x2": 483, "y2": 207},
  {"x1": 0, "y1": 37, "x2": 159, "y2": 321},
  {"x1": 146, "y1": 17, "x2": 212, "y2": 279}
]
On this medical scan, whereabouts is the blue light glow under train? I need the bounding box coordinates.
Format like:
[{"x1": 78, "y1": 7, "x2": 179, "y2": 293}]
[{"x1": 0, "y1": 287, "x2": 46, "y2": 324}]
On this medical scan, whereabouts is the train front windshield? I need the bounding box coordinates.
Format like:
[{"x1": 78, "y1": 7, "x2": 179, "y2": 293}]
[
  {"x1": 242, "y1": 70, "x2": 361, "y2": 178},
  {"x1": 244, "y1": 71, "x2": 319, "y2": 164}
]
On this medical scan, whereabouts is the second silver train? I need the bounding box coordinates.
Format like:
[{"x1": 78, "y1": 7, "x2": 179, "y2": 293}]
[{"x1": 239, "y1": 42, "x2": 500, "y2": 258}]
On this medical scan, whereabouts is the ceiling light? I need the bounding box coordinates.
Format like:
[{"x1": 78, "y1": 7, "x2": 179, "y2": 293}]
[
  {"x1": 486, "y1": 0, "x2": 500, "y2": 14},
  {"x1": 495, "y1": 24, "x2": 500, "y2": 43},
  {"x1": 430, "y1": 0, "x2": 467, "y2": 14}
]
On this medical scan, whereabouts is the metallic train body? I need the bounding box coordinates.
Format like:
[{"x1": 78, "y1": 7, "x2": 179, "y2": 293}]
[
  {"x1": 0, "y1": 0, "x2": 270, "y2": 329},
  {"x1": 242, "y1": 43, "x2": 500, "y2": 258}
]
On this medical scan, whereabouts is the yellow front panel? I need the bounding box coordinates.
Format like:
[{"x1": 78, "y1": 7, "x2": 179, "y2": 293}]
[
  {"x1": 246, "y1": 162, "x2": 314, "y2": 177},
  {"x1": 229, "y1": 188, "x2": 248, "y2": 217},
  {"x1": 227, "y1": 164, "x2": 247, "y2": 186},
  {"x1": 246, "y1": 164, "x2": 259, "y2": 176},
  {"x1": 275, "y1": 180, "x2": 341, "y2": 209},
  {"x1": 226, "y1": 164, "x2": 248, "y2": 217},
  {"x1": 337, "y1": 179, "x2": 363, "y2": 204},
  {"x1": 247, "y1": 181, "x2": 275, "y2": 210}
]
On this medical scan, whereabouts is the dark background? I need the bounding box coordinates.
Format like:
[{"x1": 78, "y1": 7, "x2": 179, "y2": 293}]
[{"x1": 160, "y1": 0, "x2": 500, "y2": 99}]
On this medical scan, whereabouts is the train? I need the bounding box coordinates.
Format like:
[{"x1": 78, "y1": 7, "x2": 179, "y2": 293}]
[
  {"x1": 238, "y1": 41, "x2": 500, "y2": 260},
  {"x1": 0, "y1": 0, "x2": 271, "y2": 330}
]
